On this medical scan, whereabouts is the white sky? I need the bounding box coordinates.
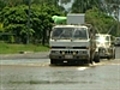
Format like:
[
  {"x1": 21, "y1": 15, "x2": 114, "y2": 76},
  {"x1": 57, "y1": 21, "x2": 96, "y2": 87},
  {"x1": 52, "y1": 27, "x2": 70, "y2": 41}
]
[{"x1": 58, "y1": 0, "x2": 74, "y2": 11}]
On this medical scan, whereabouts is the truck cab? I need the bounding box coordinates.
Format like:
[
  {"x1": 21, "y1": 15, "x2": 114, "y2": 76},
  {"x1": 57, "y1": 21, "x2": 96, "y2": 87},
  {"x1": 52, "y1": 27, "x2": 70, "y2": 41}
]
[{"x1": 49, "y1": 24, "x2": 100, "y2": 65}]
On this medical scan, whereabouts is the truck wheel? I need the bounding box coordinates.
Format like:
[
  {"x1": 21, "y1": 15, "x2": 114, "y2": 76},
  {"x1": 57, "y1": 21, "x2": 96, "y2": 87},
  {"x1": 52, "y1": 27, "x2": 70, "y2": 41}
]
[
  {"x1": 50, "y1": 59, "x2": 62, "y2": 65},
  {"x1": 107, "y1": 56, "x2": 111, "y2": 60},
  {"x1": 113, "y1": 52, "x2": 115, "y2": 59},
  {"x1": 50, "y1": 59, "x2": 56, "y2": 65},
  {"x1": 94, "y1": 52, "x2": 100, "y2": 63},
  {"x1": 90, "y1": 59, "x2": 93, "y2": 64},
  {"x1": 112, "y1": 51, "x2": 115, "y2": 60},
  {"x1": 108, "y1": 51, "x2": 115, "y2": 60}
]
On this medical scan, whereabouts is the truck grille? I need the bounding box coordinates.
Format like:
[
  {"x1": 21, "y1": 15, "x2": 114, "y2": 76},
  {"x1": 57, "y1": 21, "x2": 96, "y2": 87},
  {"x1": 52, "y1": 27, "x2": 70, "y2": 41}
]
[{"x1": 60, "y1": 51, "x2": 78, "y2": 54}]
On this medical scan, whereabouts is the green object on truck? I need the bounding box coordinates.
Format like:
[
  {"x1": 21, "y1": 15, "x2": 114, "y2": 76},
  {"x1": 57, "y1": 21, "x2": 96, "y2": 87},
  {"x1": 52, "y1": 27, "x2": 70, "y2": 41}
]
[{"x1": 52, "y1": 15, "x2": 67, "y2": 24}]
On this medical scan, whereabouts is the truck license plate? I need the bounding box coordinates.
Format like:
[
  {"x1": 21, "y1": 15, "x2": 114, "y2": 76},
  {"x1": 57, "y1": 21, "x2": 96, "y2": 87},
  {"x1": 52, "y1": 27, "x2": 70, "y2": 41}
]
[{"x1": 65, "y1": 55, "x2": 73, "y2": 59}]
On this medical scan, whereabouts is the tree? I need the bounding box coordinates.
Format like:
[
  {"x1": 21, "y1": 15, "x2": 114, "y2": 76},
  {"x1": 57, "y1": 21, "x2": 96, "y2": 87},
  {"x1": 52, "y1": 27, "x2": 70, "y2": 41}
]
[
  {"x1": 0, "y1": 4, "x2": 64, "y2": 44},
  {"x1": 102, "y1": 0, "x2": 120, "y2": 20},
  {"x1": 71, "y1": 0, "x2": 103, "y2": 13},
  {"x1": 103, "y1": 0, "x2": 120, "y2": 36},
  {"x1": 30, "y1": 4, "x2": 64, "y2": 45},
  {"x1": 85, "y1": 7, "x2": 117, "y2": 36},
  {"x1": 0, "y1": 0, "x2": 6, "y2": 10}
]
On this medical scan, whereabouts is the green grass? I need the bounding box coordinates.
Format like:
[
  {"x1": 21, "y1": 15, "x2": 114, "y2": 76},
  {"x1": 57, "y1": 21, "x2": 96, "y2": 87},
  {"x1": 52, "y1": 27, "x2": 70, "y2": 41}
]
[{"x1": 0, "y1": 42, "x2": 49, "y2": 54}]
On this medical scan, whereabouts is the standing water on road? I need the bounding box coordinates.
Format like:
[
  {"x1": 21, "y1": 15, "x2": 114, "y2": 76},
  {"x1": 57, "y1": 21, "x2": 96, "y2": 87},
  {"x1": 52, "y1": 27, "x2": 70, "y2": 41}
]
[{"x1": 0, "y1": 61, "x2": 120, "y2": 90}]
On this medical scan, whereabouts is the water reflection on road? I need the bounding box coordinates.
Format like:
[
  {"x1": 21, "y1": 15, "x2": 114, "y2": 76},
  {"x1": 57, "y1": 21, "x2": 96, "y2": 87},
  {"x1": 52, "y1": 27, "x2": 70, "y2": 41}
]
[
  {"x1": 0, "y1": 46, "x2": 120, "y2": 90},
  {"x1": 0, "y1": 60, "x2": 120, "y2": 90}
]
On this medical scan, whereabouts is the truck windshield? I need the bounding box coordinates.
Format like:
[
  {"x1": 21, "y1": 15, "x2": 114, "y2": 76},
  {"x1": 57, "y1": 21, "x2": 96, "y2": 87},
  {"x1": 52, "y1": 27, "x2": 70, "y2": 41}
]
[
  {"x1": 95, "y1": 35, "x2": 110, "y2": 47},
  {"x1": 52, "y1": 27, "x2": 87, "y2": 39},
  {"x1": 96, "y1": 36, "x2": 110, "y2": 42}
]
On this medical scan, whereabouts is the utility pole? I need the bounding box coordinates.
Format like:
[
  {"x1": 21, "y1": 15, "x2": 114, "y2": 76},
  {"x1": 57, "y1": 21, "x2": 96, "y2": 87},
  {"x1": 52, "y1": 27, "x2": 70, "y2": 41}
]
[
  {"x1": 118, "y1": 6, "x2": 120, "y2": 21},
  {"x1": 26, "y1": 0, "x2": 31, "y2": 44},
  {"x1": 117, "y1": 5, "x2": 120, "y2": 36},
  {"x1": 116, "y1": 5, "x2": 120, "y2": 36}
]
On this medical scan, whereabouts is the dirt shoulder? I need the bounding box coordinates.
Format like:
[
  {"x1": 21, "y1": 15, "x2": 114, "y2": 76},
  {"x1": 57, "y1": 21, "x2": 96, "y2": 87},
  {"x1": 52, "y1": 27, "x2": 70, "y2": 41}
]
[{"x1": 0, "y1": 52, "x2": 49, "y2": 60}]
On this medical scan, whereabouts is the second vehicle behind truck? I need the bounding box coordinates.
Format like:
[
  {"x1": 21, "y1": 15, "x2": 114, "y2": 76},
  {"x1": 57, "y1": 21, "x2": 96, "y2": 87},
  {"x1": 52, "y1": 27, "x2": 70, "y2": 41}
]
[{"x1": 95, "y1": 34, "x2": 115, "y2": 60}]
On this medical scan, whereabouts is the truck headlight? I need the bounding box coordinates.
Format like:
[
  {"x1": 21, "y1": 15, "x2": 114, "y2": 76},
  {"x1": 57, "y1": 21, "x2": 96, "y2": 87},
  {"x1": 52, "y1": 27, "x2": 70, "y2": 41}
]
[
  {"x1": 60, "y1": 51, "x2": 65, "y2": 55},
  {"x1": 73, "y1": 52, "x2": 76, "y2": 55},
  {"x1": 62, "y1": 51, "x2": 65, "y2": 55}
]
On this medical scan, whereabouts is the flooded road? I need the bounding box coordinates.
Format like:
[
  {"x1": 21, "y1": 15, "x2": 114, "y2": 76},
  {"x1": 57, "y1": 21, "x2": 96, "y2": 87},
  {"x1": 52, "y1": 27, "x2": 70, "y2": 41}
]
[
  {"x1": 0, "y1": 47, "x2": 120, "y2": 90},
  {"x1": 0, "y1": 63, "x2": 120, "y2": 90}
]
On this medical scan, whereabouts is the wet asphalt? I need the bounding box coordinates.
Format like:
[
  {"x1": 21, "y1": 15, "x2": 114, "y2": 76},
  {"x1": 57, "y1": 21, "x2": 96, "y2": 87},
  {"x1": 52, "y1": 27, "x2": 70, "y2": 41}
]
[{"x1": 0, "y1": 47, "x2": 120, "y2": 90}]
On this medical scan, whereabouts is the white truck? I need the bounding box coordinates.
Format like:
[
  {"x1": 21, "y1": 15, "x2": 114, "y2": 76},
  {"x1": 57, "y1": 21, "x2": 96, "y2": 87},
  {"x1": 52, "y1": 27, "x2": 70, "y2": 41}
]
[{"x1": 49, "y1": 14, "x2": 100, "y2": 65}]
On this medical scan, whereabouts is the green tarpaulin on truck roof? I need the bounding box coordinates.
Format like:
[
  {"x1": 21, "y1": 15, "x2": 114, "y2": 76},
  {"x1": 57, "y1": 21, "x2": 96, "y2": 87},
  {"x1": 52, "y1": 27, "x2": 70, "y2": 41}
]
[{"x1": 52, "y1": 15, "x2": 67, "y2": 24}]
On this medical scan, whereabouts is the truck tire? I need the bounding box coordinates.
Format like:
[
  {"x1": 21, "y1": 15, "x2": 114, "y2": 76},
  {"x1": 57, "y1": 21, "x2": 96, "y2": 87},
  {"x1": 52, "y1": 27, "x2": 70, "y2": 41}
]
[
  {"x1": 113, "y1": 52, "x2": 115, "y2": 59},
  {"x1": 107, "y1": 56, "x2": 111, "y2": 60},
  {"x1": 50, "y1": 59, "x2": 56, "y2": 65},
  {"x1": 90, "y1": 59, "x2": 93, "y2": 64},
  {"x1": 112, "y1": 50, "x2": 115, "y2": 60},
  {"x1": 94, "y1": 52, "x2": 100, "y2": 63},
  {"x1": 50, "y1": 59, "x2": 62, "y2": 65},
  {"x1": 108, "y1": 50, "x2": 115, "y2": 60}
]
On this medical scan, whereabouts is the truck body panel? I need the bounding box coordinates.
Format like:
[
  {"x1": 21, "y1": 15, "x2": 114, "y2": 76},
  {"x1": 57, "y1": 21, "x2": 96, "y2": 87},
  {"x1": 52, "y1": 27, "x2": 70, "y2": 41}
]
[{"x1": 67, "y1": 14, "x2": 85, "y2": 24}]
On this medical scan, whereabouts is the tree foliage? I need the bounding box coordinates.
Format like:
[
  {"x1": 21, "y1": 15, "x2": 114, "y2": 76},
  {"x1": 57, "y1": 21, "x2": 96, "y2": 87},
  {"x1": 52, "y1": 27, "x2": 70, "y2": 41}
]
[
  {"x1": 0, "y1": 0, "x2": 119, "y2": 44},
  {"x1": 0, "y1": 4, "x2": 64, "y2": 44},
  {"x1": 104, "y1": 0, "x2": 120, "y2": 20},
  {"x1": 71, "y1": 0, "x2": 103, "y2": 13},
  {"x1": 85, "y1": 7, "x2": 119, "y2": 36}
]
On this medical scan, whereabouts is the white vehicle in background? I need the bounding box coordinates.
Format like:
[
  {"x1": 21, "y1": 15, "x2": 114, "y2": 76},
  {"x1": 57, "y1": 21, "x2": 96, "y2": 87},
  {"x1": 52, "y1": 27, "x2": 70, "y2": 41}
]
[
  {"x1": 114, "y1": 37, "x2": 120, "y2": 46},
  {"x1": 49, "y1": 24, "x2": 100, "y2": 65},
  {"x1": 95, "y1": 34, "x2": 115, "y2": 60}
]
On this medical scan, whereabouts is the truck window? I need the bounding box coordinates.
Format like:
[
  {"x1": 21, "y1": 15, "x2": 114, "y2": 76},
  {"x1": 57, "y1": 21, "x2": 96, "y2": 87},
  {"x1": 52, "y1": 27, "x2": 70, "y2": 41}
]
[
  {"x1": 73, "y1": 29, "x2": 87, "y2": 39},
  {"x1": 52, "y1": 28, "x2": 73, "y2": 39},
  {"x1": 52, "y1": 27, "x2": 88, "y2": 39}
]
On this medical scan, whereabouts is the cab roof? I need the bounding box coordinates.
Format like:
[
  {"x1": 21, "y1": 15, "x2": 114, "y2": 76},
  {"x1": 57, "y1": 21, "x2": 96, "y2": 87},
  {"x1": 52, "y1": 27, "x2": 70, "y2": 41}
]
[{"x1": 53, "y1": 25, "x2": 88, "y2": 29}]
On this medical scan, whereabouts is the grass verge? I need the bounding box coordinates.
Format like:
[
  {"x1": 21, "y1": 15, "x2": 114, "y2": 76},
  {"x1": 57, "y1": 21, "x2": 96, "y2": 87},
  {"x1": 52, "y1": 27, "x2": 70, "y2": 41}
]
[{"x1": 0, "y1": 42, "x2": 49, "y2": 54}]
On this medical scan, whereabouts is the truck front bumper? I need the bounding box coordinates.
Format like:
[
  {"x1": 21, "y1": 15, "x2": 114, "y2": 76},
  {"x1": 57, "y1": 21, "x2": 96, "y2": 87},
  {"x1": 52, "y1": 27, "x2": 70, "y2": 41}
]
[
  {"x1": 49, "y1": 53, "x2": 89, "y2": 60},
  {"x1": 49, "y1": 54, "x2": 90, "y2": 64},
  {"x1": 98, "y1": 47, "x2": 113, "y2": 58}
]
